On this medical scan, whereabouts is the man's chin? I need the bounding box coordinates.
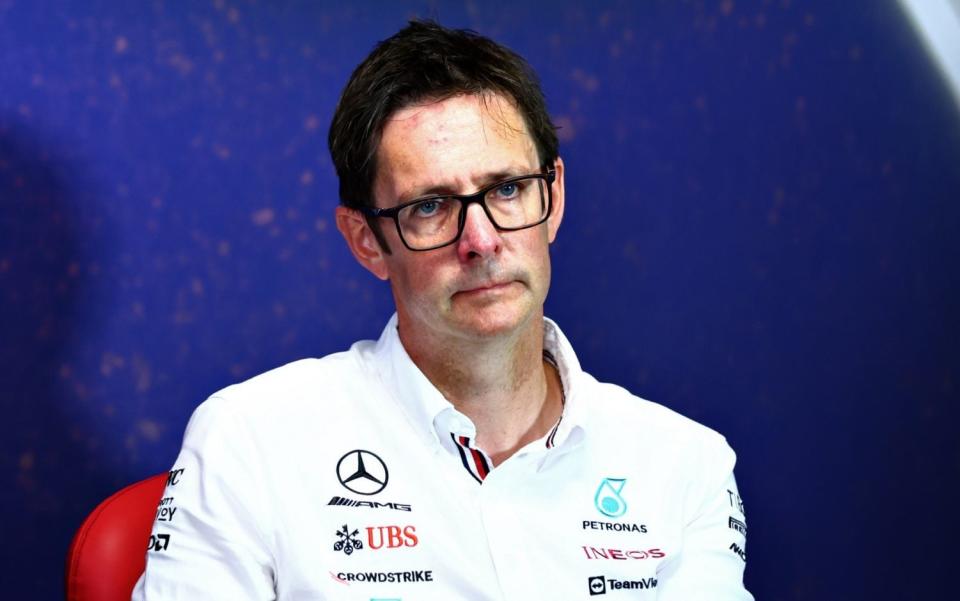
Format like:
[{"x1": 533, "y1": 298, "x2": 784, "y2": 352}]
[{"x1": 446, "y1": 302, "x2": 537, "y2": 340}]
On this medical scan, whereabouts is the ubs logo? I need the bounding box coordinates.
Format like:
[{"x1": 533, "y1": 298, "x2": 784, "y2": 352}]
[
  {"x1": 337, "y1": 449, "x2": 389, "y2": 495},
  {"x1": 332, "y1": 524, "x2": 418, "y2": 556},
  {"x1": 333, "y1": 524, "x2": 363, "y2": 555},
  {"x1": 594, "y1": 478, "x2": 627, "y2": 518},
  {"x1": 367, "y1": 525, "x2": 418, "y2": 549}
]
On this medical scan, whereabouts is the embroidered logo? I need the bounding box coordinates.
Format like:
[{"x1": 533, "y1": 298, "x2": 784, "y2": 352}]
[
  {"x1": 337, "y1": 450, "x2": 389, "y2": 495},
  {"x1": 588, "y1": 575, "x2": 606, "y2": 595},
  {"x1": 333, "y1": 524, "x2": 364, "y2": 555},
  {"x1": 594, "y1": 478, "x2": 628, "y2": 518}
]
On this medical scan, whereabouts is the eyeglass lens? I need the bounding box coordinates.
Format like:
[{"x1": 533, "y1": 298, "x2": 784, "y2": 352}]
[{"x1": 397, "y1": 176, "x2": 548, "y2": 249}]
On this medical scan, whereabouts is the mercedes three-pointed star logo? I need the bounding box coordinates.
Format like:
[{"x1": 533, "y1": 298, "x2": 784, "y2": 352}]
[{"x1": 336, "y1": 449, "x2": 389, "y2": 495}]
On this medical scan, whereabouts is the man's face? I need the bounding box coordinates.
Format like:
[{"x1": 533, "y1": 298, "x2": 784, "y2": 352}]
[{"x1": 367, "y1": 93, "x2": 564, "y2": 344}]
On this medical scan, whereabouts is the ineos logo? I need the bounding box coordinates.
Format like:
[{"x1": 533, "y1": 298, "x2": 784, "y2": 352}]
[{"x1": 336, "y1": 449, "x2": 389, "y2": 495}]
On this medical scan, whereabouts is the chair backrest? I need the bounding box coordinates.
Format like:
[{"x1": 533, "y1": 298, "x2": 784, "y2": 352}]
[{"x1": 65, "y1": 474, "x2": 167, "y2": 601}]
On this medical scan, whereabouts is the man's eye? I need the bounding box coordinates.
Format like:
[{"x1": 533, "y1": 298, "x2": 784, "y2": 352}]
[
  {"x1": 494, "y1": 182, "x2": 520, "y2": 199},
  {"x1": 414, "y1": 199, "x2": 443, "y2": 217}
]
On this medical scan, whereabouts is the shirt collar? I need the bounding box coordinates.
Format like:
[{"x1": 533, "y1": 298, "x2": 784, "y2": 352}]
[
  {"x1": 370, "y1": 313, "x2": 588, "y2": 451},
  {"x1": 372, "y1": 313, "x2": 456, "y2": 447},
  {"x1": 541, "y1": 316, "x2": 588, "y2": 450}
]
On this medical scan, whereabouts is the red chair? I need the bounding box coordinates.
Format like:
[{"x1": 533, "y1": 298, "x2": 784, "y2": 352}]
[{"x1": 65, "y1": 474, "x2": 167, "y2": 601}]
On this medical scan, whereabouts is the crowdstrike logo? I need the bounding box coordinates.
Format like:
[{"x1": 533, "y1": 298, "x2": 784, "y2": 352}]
[
  {"x1": 334, "y1": 570, "x2": 433, "y2": 584},
  {"x1": 337, "y1": 450, "x2": 389, "y2": 495},
  {"x1": 594, "y1": 478, "x2": 628, "y2": 518}
]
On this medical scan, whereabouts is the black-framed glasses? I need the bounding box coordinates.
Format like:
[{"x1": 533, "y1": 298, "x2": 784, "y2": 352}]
[{"x1": 359, "y1": 169, "x2": 556, "y2": 251}]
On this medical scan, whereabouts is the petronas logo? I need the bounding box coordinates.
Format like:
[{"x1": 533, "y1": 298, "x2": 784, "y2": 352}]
[{"x1": 594, "y1": 478, "x2": 627, "y2": 518}]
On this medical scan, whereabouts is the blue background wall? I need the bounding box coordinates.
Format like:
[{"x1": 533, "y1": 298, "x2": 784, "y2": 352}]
[{"x1": 2, "y1": 1, "x2": 958, "y2": 598}]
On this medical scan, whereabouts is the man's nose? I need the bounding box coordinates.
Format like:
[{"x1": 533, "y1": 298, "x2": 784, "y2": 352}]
[{"x1": 456, "y1": 202, "x2": 502, "y2": 261}]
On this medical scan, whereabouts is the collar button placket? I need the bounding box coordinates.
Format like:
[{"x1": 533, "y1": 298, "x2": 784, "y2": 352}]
[{"x1": 475, "y1": 460, "x2": 537, "y2": 600}]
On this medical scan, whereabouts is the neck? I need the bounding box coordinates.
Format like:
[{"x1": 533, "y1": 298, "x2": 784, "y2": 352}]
[{"x1": 398, "y1": 312, "x2": 563, "y2": 466}]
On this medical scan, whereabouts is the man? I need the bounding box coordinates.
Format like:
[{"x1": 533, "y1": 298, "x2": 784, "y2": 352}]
[{"x1": 134, "y1": 20, "x2": 752, "y2": 600}]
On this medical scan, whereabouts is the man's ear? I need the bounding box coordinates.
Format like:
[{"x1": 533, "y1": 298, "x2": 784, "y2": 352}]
[
  {"x1": 547, "y1": 156, "x2": 565, "y2": 243},
  {"x1": 335, "y1": 206, "x2": 389, "y2": 281}
]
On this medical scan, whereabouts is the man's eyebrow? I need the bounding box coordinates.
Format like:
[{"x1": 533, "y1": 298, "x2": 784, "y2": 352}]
[{"x1": 399, "y1": 168, "x2": 535, "y2": 202}]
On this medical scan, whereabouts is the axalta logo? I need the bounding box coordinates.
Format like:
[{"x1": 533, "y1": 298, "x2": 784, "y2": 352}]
[
  {"x1": 333, "y1": 524, "x2": 418, "y2": 555},
  {"x1": 594, "y1": 478, "x2": 627, "y2": 518},
  {"x1": 588, "y1": 575, "x2": 658, "y2": 595},
  {"x1": 581, "y1": 546, "x2": 665, "y2": 560}
]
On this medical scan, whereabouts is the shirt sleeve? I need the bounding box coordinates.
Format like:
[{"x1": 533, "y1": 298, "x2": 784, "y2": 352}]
[
  {"x1": 132, "y1": 396, "x2": 276, "y2": 600},
  {"x1": 655, "y1": 436, "x2": 753, "y2": 601}
]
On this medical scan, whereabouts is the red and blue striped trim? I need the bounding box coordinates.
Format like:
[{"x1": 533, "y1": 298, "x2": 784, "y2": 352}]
[
  {"x1": 450, "y1": 349, "x2": 567, "y2": 480},
  {"x1": 451, "y1": 433, "x2": 490, "y2": 483}
]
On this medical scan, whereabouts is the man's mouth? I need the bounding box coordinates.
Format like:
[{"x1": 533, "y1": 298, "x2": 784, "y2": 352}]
[{"x1": 458, "y1": 280, "x2": 515, "y2": 294}]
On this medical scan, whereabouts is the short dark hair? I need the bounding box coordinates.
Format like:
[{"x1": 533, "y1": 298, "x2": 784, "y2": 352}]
[{"x1": 328, "y1": 20, "x2": 559, "y2": 215}]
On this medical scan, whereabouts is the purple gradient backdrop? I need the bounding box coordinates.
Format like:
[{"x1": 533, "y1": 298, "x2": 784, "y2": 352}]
[{"x1": 2, "y1": 1, "x2": 958, "y2": 599}]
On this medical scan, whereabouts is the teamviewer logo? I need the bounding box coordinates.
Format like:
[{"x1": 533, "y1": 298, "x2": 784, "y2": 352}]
[{"x1": 588, "y1": 576, "x2": 606, "y2": 595}]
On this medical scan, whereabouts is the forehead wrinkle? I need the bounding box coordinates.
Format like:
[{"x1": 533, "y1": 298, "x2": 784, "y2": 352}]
[
  {"x1": 375, "y1": 94, "x2": 538, "y2": 204},
  {"x1": 390, "y1": 93, "x2": 528, "y2": 146}
]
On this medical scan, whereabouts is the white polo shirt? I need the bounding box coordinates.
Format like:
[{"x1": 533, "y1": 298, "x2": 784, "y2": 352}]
[{"x1": 133, "y1": 315, "x2": 752, "y2": 600}]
